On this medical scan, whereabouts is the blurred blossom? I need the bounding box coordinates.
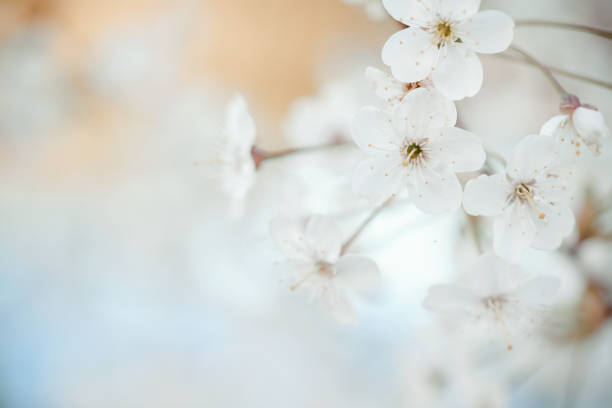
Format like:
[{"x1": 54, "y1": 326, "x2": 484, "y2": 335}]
[{"x1": 284, "y1": 71, "x2": 378, "y2": 147}]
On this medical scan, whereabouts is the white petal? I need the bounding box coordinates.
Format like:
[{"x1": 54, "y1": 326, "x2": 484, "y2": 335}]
[
  {"x1": 463, "y1": 174, "x2": 510, "y2": 216},
  {"x1": 540, "y1": 114, "x2": 568, "y2": 137},
  {"x1": 493, "y1": 204, "x2": 535, "y2": 263},
  {"x1": 393, "y1": 87, "x2": 457, "y2": 134},
  {"x1": 466, "y1": 252, "x2": 518, "y2": 296},
  {"x1": 382, "y1": 27, "x2": 437, "y2": 83},
  {"x1": 531, "y1": 203, "x2": 575, "y2": 250},
  {"x1": 304, "y1": 216, "x2": 343, "y2": 263},
  {"x1": 427, "y1": 127, "x2": 485, "y2": 172},
  {"x1": 506, "y1": 134, "x2": 559, "y2": 182},
  {"x1": 431, "y1": 47, "x2": 483, "y2": 100},
  {"x1": 324, "y1": 289, "x2": 358, "y2": 326},
  {"x1": 573, "y1": 107, "x2": 610, "y2": 155},
  {"x1": 457, "y1": 10, "x2": 514, "y2": 54},
  {"x1": 409, "y1": 167, "x2": 462, "y2": 214},
  {"x1": 335, "y1": 254, "x2": 381, "y2": 293},
  {"x1": 423, "y1": 283, "x2": 483, "y2": 318},
  {"x1": 382, "y1": 0, "x2": 433, "y2": 25},
  {"x1": 352, "y1": 156, "x2": 404, "y2": 204},
  {"x1": 225, "y1": 94, "x2": 256, "y2": 147},
  {"x1": 365, "y1": 66, "x2": 406, "y2": 105},
  {"x1": 510, "y1": 276, "x2": 560, "y2": 306},
  {"x1": 270, "y1": 217, "x2": 311, "y2": 262},
  {"x1": 352, "y1": 107, "x2": 400, "y2": 153},
  {"x1": 436, "y1": 0, "x2": 481, "y2": 19}
]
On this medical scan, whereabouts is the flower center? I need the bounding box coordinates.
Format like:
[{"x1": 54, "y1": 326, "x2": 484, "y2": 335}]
[
  {"x1": 512, "y1": 182, "x2": 546, "y2": 220},
  {"x1": 433, "y1": 20, "x2": 457, "y2": 48},
  {"x1": 401, "y1": 140, "x2": 428, "y2": 167}
]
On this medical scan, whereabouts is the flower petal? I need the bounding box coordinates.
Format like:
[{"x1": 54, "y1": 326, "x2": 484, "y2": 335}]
[
  {"x1": 352, "y1": 156, "x2": 404, "y2": 204},
  {"x1": 382, "y1": 0, "x2": 434, "y2": 25},
  {"x1": 510, "y1": 276, "x2": 560, "y2": 306},
  {"x1": 531, "y1": 203, "x2": 575, "y2": 250},
  {"x1": 393, "y1": 87, "x2": 457, "y2": 134},
  {"x1": 540, "y1": 114, "x2": 568, "y2": 137},
  {"x1": 352, "y1": 106, "x2": 400, "y2": 153},
  {"x1": 506, "y1": 134, "x2": 559, "y2": 182},
  {"x1": 436, "y1": 0, "x2": 481, "y2": 19},
  {"x1": 225, "y1": 94, "x2": 256, "y2": 147},
  {"x1": 493, "y1": 203, "x2": 535, "y2": 263},
  {"x1": 457, "y1": 10, "x2": 514, "y2": 54},
  {"x1": 304, "y1": 216, "x2": 344, "y2": 263},
  {"x1": 335, "y1": 254, "x2": 381, "y2": 293},
  {"x1": 423, "y1": 283, "x2": 483, "y2": 319},
  {"x1": 572, "y1": 106, "x2": 610, "y2": 155},
  {"x1": 270, "y1": 217, "x2": 311, "y2": 262},
  {"x1": 427, "y1": 127, "x2": 485, "y2": 172},
  {"x1": 382, "y1": 27, "x2": 437, "y2": 83},
  {"x1": 324, "y1": 289, "x2": 358, "y2": 326},
  {"x1": 463, "y1": 174, "x2": 510, "y2": 216},
  {"x1": 409, "y1": 167, "x2": 462, "y2": 214},
  {"x1": 365, "y1": 66, "x2": 406, "y2": 106},
  {"x1": 431, "y1": 46, "x2": 483, "y2": 100}
]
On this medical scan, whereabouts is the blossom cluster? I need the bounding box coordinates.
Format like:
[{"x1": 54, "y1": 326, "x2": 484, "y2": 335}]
[{"x1": 211, "y1": 0, "x2": 610, "y2": 374}]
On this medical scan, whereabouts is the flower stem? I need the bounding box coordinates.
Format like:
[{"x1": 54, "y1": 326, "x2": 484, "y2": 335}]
[
  {"x1": 508, "y1": 45, "x2": 571, "y2": 98},
  {"x1": 340, "y1": 197, "x2": 393, "y2": 255},
  {"x1": 515, "y1": 20, "x2": 612, "y2": 40},
  {"x1": 251, "y1": 141, "x2": 352, "y2": 168},
  {"x1": 492, "y1": 53, "x2": 612, "y2": 91}
]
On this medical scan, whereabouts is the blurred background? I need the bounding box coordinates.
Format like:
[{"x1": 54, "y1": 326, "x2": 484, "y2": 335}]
[{"x1": 0, "y1": 0, "x2": 611, "y2": 407}]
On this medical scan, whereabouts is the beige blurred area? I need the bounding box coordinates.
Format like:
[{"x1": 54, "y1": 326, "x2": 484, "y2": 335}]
[
  {"x1": 0, "y1": 0, "x2": 393, "y2": 190},
  {"x1": 0, "y1": 0, "x2": 392, "y2": 129}
]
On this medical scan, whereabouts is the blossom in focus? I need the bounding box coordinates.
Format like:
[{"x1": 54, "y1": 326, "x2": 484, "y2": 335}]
[
  {"x1": 351, "y1": 87, "x2": 485, "y2": 213},
  {"x1": 381, "y1": 0, "x2": 514, "y2": 100},
  {"x1": 541, "y1": 96, "x2": 610, "y2": 158},
  {"x1": 366, "y1": 66, "x2": 434, "y2": 109},
  {"x1": 463, "y1": 135, "x2": 575, "y2": 262},
  {"x1": 341, "y1": 0, "x2": 387, "y2": 21},
  {"x1": 271, "y1": 215, "x2": 380, "y2": 325},
  {"x1": 424, "y1": 253, "x2": 561, "y2": 350}
]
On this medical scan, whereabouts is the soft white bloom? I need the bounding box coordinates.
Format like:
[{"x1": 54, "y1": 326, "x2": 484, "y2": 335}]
[
  {"x1": 464, "y1": 135, "x2": 575, "y2": 261},
  {"x1": 366, "y1": 66, "x2": 434, "y2": 109},
  {"x1": 341, "y1": 0, "x2": 387, "y2": 20},
  {"x1": 204, "y1": 94, "x2": 256, "y2": 216},
  {"x1": 424, "y1": 253, "x2": 561, "y2": 349},
  {"x1": 351, "y1": 87, "x2": 485, "y2": 213},
  {"x1": 381, "y1": 0, "x2": 514, "y2": 100},
  {"x1": 399, "y1": 332, "x2": 509, "y2": 408},
  {"x1": 271, "y1": 215, "x2": 380, "y2": 325},
  {"x1": 541, "y1": 97, "x2": 610, "y2": 158},
  {"x1": 284, "y1": 73, "x2": 376, "y2": 147}
]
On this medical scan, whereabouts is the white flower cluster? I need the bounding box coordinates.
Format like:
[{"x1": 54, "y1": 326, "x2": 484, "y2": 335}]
[{"x1": 213, "y1": 1, "x2": 610, "y2": 343}]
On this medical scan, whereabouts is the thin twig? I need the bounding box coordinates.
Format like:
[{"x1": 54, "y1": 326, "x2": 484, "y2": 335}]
[
  {"x1": 341, "y1": 197, "x2": 394, "y2": 255},
  {"x1": 515, "y1": 19, "x2": 612, "y2": 40},
  {"x1": 508, "y1": 45, "x2": 570, "y2": 98},
  {"x1": 252, "y1": 140, "x2": 353, "y2": 168},
  {"x1": 492, "y1": 53, "x2": 612, "y2": 91}
]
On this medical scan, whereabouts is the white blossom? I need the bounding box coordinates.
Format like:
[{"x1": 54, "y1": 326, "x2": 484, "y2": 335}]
[
  {"x1": 341, "y1": 0, "x2": 387, "y2": 21},
  {"x1": 381, "y1": 0, "x2": 514, "y2": 100},
  {"x1": 271, "y1": 215, "x2": 380, "y2": 325},
  {"x1": 202, "y1": 94, "x2": 256, "y2": 217},
  {"x1": 284, "y1": 73, "x2": 376, "y2": 147},
  {"x1": 351, "y1": 87, "x2": 485, "y2": 213},
  {"x1": 541, "y1": 97, "x2": 610, "y2": 158},
  {"x1": 464, "y1": 135, "x2": 575, "y2": 262},
  {"x1": 366, "y1": 66, "x2": 434, "y2": 109},
  {"x1": 424, "y1": 253, "x2": 561, "y2": 350}
]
